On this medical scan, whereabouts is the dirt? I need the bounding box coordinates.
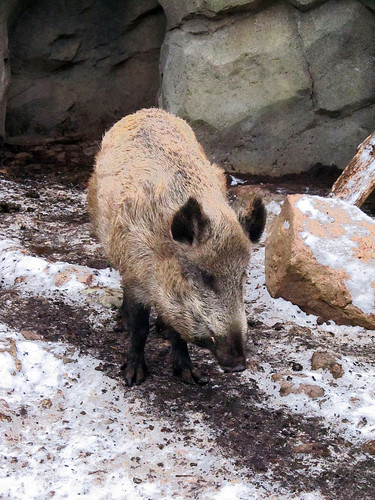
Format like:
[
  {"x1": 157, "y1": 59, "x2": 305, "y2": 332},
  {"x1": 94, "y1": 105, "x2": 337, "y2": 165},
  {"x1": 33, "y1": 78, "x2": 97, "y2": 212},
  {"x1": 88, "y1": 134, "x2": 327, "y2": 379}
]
[{"x1": 1, "y1": 143, "x2": 375, "y2": 499}]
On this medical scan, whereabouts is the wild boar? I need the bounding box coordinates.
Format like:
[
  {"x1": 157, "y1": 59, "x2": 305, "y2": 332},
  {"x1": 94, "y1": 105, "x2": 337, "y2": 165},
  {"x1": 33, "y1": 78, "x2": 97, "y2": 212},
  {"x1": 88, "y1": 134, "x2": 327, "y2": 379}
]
[{"x1": 87, "y1": 108, "x2": 265, "y2": 386}]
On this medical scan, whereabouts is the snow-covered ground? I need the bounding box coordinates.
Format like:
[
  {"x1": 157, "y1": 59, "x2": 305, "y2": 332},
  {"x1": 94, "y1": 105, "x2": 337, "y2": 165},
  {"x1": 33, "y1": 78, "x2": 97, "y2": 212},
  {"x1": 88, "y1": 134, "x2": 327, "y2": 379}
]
[
  {"x1": 246, "y1": 245, "x2": 375, "y2": 444},
  {"x1": 1, "y1": 175, "x2": 375, "y2": 499}
]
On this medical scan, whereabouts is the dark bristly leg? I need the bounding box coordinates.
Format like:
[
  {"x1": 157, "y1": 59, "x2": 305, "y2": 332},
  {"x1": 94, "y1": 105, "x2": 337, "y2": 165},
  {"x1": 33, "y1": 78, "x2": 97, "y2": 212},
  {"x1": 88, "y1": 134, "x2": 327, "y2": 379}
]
[
  {"x1": 121, "y1": 299, "x2": 150, "y2": 387},
  {"x1": 120, "y1": 290, "x2": 129, "y2": 331},
  {"x1": 155, "y1": 315, "x2": 169, "y2": 339},
  {"x1": 168, "y1": 329, "x2": 208, "y2": 385}
]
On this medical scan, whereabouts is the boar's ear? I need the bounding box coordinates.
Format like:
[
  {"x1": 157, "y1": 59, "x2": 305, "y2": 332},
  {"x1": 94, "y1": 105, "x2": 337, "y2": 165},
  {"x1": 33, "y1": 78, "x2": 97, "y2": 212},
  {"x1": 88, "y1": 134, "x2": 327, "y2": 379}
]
[
  {"x1": 235, "y1": 196, "x2": 266, "y2": 243},
  {"x1": 171, "y1": 197, "x2": 210, "y2": 245}
]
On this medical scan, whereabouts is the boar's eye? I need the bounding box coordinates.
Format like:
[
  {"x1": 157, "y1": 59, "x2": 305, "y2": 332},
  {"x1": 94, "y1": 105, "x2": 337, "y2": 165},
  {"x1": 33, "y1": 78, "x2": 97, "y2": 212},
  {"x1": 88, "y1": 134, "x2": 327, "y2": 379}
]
[{"x1": 201, "y1": 270, "x2": 216, "y2": 290}]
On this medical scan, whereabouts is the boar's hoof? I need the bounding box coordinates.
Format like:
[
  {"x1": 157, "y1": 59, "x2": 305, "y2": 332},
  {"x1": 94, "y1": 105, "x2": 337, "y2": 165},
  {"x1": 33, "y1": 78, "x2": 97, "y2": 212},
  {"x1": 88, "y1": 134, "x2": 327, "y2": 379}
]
[
  {"x1": 121, "y1": 355, "x2": 147, "y2": 386},
  {"x1": 173, "y1": 363, "x2": 208, "y2": 385}
]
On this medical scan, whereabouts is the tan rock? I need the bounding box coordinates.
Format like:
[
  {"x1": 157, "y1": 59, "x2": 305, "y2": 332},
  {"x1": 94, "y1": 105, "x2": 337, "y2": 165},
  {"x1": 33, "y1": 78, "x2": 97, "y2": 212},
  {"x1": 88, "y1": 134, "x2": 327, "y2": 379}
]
[
  {"x1": 298, "y1": 384, "x2": 325, "y2": 399},
  {"x1": 54, "y1": 269, "x2": 73, "y2": 287},
  {"x1": 363, "y1": 440, "x2": 375, "y2": 455},
  {"x1": 265, "y1": 194, "x2": 375, "y2": 329},
  {"x1": 54, "y1": 267, "x2": 93, "y2": 287},
  {"x1": 272, "y1": 373, "x2": 325, "y2": 399},
  {"x1": 293, "y1": 442, "x2": 331, "y2": 456},
  {"x1": 279, "y1": 380, "x2": 296, "y2": 397},
  {"x1": 0, "y1": 339, "x2": 22, "y2": 372},
  {"x1": 21, "y1": 330, "x2": 42, "y2": 341},
  {"x1": 311, "y1": 351, "x2": 344, "y2": 379},
  {"x1": 0, "y1": 412, "x2": 12, "y2": 422}
]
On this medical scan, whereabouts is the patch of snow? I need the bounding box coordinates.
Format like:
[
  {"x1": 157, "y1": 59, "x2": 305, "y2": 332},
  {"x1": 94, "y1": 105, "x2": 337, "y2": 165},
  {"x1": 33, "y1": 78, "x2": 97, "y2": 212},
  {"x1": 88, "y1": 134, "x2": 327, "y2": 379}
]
[
  {"x1": 246, "y1": 245, "x2": 375, "y2": 446},
  {"x1": 266, "y1": 200, "x2": 282, "y2": 216},
  {"x1": 0, "y1": 238, "x2": 121, "y2": 309},
  {"x1": 0, "y1": 323, "x2": 319, "y2": 500},
  {"x1": 230, "y1": 176, "x2": 245, "y2": 186},
  {"x1": 246, "y1": 349, "x2": 375, "y2": 444},
  {"x1": 295, "y1": 196, "x2": 375, "y2": 315},
  {"x1": 295, "y1": 196, "x2": 334, "y2": 224},
  {"x1": 2, "y1": 174, "x2": 375, "y2": 496}
]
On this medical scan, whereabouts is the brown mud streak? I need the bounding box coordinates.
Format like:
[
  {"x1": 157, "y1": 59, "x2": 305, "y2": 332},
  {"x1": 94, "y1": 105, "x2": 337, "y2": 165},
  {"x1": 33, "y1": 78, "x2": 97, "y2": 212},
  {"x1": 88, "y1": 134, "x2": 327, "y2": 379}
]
[{"x1": 1, "y1": 290, "x2": 374, "y2": 499}]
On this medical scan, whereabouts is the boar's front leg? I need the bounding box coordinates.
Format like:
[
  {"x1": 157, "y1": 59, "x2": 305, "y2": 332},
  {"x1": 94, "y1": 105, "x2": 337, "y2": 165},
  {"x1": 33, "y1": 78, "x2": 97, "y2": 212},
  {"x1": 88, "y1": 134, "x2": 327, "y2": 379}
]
[
  {"x1": 121, "y1": 297, "x2": 150, "y2": 387},
  {"x1": 168, "y1": 329, "x2": 208, "y2": 385}
]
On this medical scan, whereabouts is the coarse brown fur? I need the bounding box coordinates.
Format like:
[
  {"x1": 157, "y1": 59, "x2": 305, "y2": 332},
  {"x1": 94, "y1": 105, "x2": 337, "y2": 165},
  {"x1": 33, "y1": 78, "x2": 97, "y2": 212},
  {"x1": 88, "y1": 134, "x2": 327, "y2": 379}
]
[{"x1": 88, "y1": 108, "x2": 265, "y2": 384}]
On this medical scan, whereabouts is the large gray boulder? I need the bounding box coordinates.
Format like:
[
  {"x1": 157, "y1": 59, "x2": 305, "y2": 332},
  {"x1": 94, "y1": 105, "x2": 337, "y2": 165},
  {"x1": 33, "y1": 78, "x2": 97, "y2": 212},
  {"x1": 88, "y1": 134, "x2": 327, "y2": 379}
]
[
  {"x1": 297, "y1": 0, "x2": 375, "y2": 115},
  {"x1": 159, "y1": 0, "x2": 375, "y2": 175}
]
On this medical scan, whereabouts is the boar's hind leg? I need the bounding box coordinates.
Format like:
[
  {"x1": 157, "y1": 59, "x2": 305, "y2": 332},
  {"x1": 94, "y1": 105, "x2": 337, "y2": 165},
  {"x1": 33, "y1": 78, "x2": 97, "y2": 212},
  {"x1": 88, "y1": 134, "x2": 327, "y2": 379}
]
[
  {"x1": 121, "y1": 300, "x2": 150, "y2": 387},
  {"x1": 168, "y1": 329, "x2": 208, "y2": 385}
]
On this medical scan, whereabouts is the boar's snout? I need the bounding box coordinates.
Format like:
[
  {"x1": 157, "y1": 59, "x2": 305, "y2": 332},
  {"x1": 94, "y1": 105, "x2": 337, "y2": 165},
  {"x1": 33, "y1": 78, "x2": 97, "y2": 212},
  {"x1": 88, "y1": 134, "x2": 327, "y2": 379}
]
[{"x1": 215, "y1": 330, "x2": 246, "y2": 373}]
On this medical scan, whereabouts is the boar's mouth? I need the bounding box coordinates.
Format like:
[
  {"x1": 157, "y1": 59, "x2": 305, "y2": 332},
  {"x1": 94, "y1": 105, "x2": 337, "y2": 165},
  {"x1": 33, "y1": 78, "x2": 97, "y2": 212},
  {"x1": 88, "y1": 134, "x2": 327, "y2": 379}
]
[{"x1": 197, "y1": 328, "x2": 247, "y2": 373}]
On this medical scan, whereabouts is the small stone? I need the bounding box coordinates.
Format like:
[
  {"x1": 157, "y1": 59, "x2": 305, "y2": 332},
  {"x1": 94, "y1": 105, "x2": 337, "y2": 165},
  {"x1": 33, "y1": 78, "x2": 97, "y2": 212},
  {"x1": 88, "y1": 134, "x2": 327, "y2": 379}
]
[
  {"x1": 62, "y1": 356, "x2": 75, "y2": 364},
  {"x1": 271, "y1": 372, "x2": 289, "y2": 382},
  {"x1": 311, "y1": 351, "x2": 344, "y2": 379},
  {"x1": 54, "y1": 270, "x2": 73, "y2": 287},
  {"x1": 273, "y1": 322, "x2": 284, "y2": 331},
  {"x1": 329, "y1": 362, "x2": 345, "y2": 379},
  {"x1": 133, "y1": 478, "x2": 142, "y2": 484},
  {"x1": 279, "y1": 381, "x2": 295, "y2": 397},
  {"x1": 290, "y1": 361, "x2": 303, "y2": 372},
  {"x1": 25, "y1": 190, "x2": 40, "y2": 199},
  {"x1": 363, "y1": 440, "x2": 375, "y2": 455},
  {"x1": 21, "y1": 330, "x2": 42, "y2": 340},
  {"x1": 14, "y1": 152, "x2": 33, "y2": 160},
  {"x1": 7, "y1": 339, "x2": 22, "y2": 372},
  {"x1": 76, "y1": 271, "x2": 93, "y2": 286},
  {"x1": 0, "y1": 412, "x2": 12, "y2": 422},
  {"x1": 41, "y1": 399, "x2": 52, "y2": 409},
  {"x1": 293, "y1": 442, "x2": 331, "y2": 456},
  {"x1": 298, "y1": 384, "x2": 325, "y2": 399},
  {"x1": 99, "y1": 290, "x2": 123, "y2": 309}
]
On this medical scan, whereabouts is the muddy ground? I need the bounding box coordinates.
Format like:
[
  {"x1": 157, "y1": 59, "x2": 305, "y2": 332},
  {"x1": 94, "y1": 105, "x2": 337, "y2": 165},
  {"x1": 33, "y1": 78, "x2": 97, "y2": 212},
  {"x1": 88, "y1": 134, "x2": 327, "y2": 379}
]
[{"x1": 1, "y1": 142, "x2": 375, "y2": 499}]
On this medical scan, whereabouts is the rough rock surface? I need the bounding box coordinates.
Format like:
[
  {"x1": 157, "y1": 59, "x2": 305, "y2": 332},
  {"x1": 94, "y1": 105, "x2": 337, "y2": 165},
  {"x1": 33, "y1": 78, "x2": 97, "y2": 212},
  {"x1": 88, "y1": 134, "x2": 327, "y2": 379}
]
[
  {"x1": 159, "y1": 0, "x2": 268, "y2": 28},
  {"x1": 265, "y1": 194, "x2": 375, "y2": 329},
  {"x1": 5, "y1": 0, "x2": 166, "y2": 142},
  {"x1": 1, "y1": 0, "x2": 375, "y2": 174},
  {"x1": 159, "y1": 0, "x2": 375, "y2": 174},
  {"x1": 0, "y1": 15, "x2": 9, "y2": 139},
  {"x1": 289, "y1": 0, "x2": 329, "y2": 10},
  {"x1": 0, "y1": 0, "x2": 21, "y2": 139}
]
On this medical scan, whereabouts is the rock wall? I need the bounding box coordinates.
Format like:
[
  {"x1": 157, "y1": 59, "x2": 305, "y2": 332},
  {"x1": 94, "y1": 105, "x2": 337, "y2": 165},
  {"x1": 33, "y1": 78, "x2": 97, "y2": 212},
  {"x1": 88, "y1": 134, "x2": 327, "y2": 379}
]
[
  {"x1": 0, "y1": 12, "x2": 10, "y2": 140},
  {"x1": 5, "y1": 0, "x2": 166, "y2": 143},
  {"x1": 159, "y1": 0, "x2": 375, "y2": 175},
  {"x1": 1, "y1": 0, "x2": 375, "y2": 175}
]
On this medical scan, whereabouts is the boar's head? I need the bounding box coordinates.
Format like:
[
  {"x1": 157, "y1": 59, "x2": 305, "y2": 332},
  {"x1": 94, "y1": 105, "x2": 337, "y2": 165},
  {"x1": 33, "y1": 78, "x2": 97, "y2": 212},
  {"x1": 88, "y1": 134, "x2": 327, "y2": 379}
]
[{"x1": 156, "y1": 195, "x2": 266, "y2": 372}]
